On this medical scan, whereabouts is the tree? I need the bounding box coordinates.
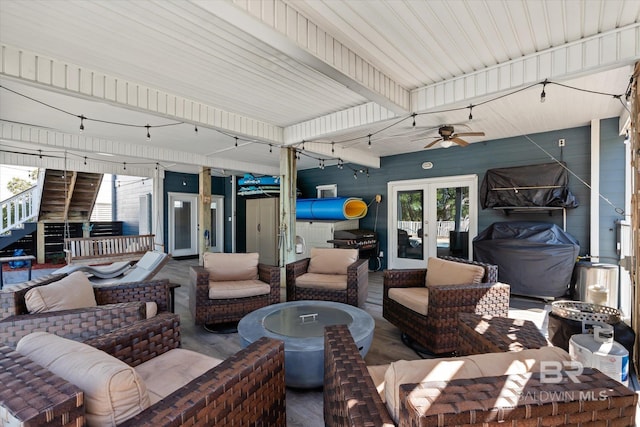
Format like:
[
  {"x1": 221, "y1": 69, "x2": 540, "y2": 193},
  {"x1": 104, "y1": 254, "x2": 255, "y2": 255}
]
[{"x1": 6, "y1": 169, "x2": 37, "y2": 195}]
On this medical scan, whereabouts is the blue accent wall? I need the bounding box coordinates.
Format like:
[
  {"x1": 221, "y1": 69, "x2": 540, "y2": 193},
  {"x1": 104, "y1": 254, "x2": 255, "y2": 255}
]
[{"x1": 297, "y1": 117, "x2": 626, "y2": 268}]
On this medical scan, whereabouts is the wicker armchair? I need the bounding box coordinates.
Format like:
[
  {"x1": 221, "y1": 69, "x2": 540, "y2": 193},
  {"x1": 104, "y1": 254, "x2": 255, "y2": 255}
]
[
  {"x1": 324, "y1": 324, "x2": 637, "y2": 427},
  {"x1": 383, "y1": 256, "x2": 509, "y2": 354},
  {"x1": 0, "y1": 272, "x2": 171, "y2": 348},
  {"x1": 189, "y1": 252, "x2": 281, "y2": 327},
  {"x1": 0, "y1": 312, "x2": 287, "y2": 426},
  {"x1": 286, "y1": 248, "x2": 369, "y2": 307}
]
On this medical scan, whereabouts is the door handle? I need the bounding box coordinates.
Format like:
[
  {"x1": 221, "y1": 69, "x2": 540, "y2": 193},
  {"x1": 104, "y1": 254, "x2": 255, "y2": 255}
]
[{"x1": 257, "y1": 223, "x2": 261, "y2": 232}]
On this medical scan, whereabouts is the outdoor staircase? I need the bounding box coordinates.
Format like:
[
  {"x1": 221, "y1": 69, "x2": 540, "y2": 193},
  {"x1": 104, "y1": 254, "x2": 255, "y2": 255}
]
[{"x1": 1, "y1": 169, "x2": 103, "y2": 251}]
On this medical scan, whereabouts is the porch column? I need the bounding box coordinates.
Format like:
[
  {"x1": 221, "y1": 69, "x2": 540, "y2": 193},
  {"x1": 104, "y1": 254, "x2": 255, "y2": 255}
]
[
  {"x1": 279, "y1": 147, "x2": 297, "y2": 269},
  {"x1": 199, "y1": 167, "x2": 212, "y2": 263},
  {"x1": 152, "y1": 168, "x2": 165, "y2": 252}
]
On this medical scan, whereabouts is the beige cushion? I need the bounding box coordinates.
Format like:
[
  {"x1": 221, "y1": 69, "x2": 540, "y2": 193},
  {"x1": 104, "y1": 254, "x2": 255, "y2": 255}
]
[
  {"x1": 203, "y1": 252, "x2": 259, "y2": 281},
  {"x1": 425, "y1": 257, "x2": 485, "y2": 287},
  {"x1": 367, "y1": 364, "x2": 389, "y2": 402},
  {"x1": 295, "y1": 272, "x2": 347, "y2": 290},
  {"x1": 208, "y1": 280, "x2": 271, "y2": 299},
  {"x1": 135, "y1": 348, "x2": 222, "y2": 404},
  {"x1": 17, "y1": 332, "x2": 150, "y2": 426},
  {"x1": 24, "y1": 271, "x2": 97, "y2": 313},
  {"x1": 145, "y1": 301, "x2": 158, "y2": 319},
  {"x1": 307, "y1": 248, "x2": 358, "y2": 275},
  {"x1": 383, "y1": 346, "x2": 571, "y2": 423},
  {"x1": 387, "y1": 287, "x2": 429, "y2": 316}
]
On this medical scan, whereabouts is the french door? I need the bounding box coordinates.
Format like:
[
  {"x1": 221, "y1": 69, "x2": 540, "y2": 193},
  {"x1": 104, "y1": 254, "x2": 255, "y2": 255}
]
[
  {"x1": 168, "y1": 192, "x2": 198, "y2": 257},
  {"x1": 209, "y1": 195, "x2": 224, "y2": 252},
  {"x1": 388, "y1": 175, "x2": 478, "y2": 269}
]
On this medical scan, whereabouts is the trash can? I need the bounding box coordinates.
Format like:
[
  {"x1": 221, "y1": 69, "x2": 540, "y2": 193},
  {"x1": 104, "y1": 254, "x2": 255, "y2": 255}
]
[{"x1": 573, "y1": 262, "x2": 619, "y2": 309}]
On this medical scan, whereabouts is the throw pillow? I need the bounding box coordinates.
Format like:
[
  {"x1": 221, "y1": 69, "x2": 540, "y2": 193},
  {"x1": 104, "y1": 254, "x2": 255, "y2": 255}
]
[
  {"x1": 24, "y1": 271, "x2": 97, "y2": 313},
  {"x1": 203, "y1": 252, "x2": 259, "y2": 281},
  {"x1": 307, "y1": 248, "x2": 358, "y2": 275},
  {"x1": 425, "y1": 257, "x2": 485, "y2": 287}
]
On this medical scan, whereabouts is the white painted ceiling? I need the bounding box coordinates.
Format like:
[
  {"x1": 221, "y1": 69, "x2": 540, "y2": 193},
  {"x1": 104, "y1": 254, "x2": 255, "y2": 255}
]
[{"x1": 0, "y1": 0, "x2": 638, "y2": 176}]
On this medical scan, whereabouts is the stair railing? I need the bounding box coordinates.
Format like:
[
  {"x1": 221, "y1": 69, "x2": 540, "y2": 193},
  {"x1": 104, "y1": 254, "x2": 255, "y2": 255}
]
[{"x1": 1, "y1": 186, "x2": 39, "y2": 235}]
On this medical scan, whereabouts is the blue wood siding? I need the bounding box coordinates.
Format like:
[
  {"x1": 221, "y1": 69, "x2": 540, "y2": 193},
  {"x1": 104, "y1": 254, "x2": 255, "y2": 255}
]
[
  {"x1": 113, "y1": 175, "x2": 153, "y2": 236},
  {"x1": 297, "y1": 117, "x2": 625, "y2": 268}
]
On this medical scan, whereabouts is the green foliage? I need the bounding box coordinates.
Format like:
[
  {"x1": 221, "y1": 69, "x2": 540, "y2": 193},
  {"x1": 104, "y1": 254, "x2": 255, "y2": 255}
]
[{"x1": 7, "y1": 168, "x2": 37, "y2": 195}]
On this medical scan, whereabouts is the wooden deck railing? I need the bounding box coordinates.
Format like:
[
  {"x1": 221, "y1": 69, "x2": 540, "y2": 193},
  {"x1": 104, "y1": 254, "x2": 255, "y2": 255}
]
[{"x1": 64, "y1": 234, "x2": 155, "y2": 265}]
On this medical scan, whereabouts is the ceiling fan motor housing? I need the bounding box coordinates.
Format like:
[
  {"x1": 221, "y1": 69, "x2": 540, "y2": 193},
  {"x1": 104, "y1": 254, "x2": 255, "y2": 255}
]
[{"x1": 439, "y1": 125, "x2": 455, "y2": 138}]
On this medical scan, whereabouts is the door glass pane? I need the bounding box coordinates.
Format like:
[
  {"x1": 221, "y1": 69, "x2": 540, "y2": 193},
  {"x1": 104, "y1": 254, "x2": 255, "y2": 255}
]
[
  {"x1": 174, "y1": 200, "x2": 192, "y2": 250},
  {"x1": 210, "y1": 207, "x2": 217, "y2": 247},
  {"x1": 397, "y1": 190, "x2": 423, "y2": 259},
  {"x1": 436, "y1": 186, "x2": 470, "y2": 258}
]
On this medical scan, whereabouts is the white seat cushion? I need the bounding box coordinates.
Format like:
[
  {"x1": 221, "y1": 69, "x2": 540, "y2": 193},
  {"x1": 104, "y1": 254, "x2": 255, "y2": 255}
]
[
  {"x1": 24, "y1": 271, "x2": 97, "y2": 313},
  {"x1": 208, "y1": 279, "x2": 271, "y2": 299},
  {"x1": 135, "y1": 348, "x2": 222, "y2": 404},
  {"x1": 17, "y1": 332, "x2": 150, "y2": 427},
  {"x1": 295, "y1": 272, "x2": 348, "y2": 290},
  {"x1": 387, "y1": 287, "x2": 429, "y2": 315}
]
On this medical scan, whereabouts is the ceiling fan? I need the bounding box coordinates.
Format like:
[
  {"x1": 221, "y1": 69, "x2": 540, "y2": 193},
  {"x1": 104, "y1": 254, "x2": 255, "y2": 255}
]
[{"x1": 423, "y1": 125, "x2": 485, "y2": 148}]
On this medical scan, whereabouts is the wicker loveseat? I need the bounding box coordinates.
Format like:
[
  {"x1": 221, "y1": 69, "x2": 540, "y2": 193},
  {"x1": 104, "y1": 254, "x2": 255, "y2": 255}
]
[
  {"x1": 324, "y1": 324, "x2": 637, "y2": 427},
  {"x1": 383, "y1": 256, "x2": 509, "y2": 354},
  {"x1": 0, "y1": 312, "x2": 286, "y2": 426},
  {"x1": 0, "y1": 271, "x2": 171, "y2": 348}
]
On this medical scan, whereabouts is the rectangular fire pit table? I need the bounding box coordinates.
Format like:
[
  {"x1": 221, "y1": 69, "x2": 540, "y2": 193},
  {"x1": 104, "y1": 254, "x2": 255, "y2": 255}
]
[{"x1": 457, "y1": 313, "x2": 549, "y2": 355}]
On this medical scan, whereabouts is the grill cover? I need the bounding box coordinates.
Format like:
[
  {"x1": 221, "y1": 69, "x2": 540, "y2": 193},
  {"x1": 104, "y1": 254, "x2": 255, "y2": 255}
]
[
  {"x1": 473, "y1": 221, "x2": 580, "y2": 298},
  {"x1": 480, "y1": 162, "x2": 578, "y2": 209}
]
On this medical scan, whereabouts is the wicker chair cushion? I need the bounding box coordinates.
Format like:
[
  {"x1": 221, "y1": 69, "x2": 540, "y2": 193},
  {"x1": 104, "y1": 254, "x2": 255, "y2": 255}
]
[
  {"x1": 135, "y1": 348, "x2": 222, "y2": 404},
  {"x1": 425, "y1": 257, "x2": 485, "y2": 287},
  {"x1": 295, "y1": 272, "x2": 347, "y2": 290},
  {"x1": 383, "y1": 346, "x2": 571, "y2": 422},
  {"x1": 307, "y1": 248, "x2": 358, "y2": 275},
  {"x1": 387, "y1": 287, "x2": 430, "y2": 315},
  {"x1": 17, "y1": 331, "x2": 150, "y2": 426},
  {"x1": 203, "y1": 252, "x2": 259, "y2": 281},
  {"x1": 208, "y1": 280, "x2": 271, "y2": 299},
  {"x1": 24, "y1": 271, "x2": 97, "y2": 313}
]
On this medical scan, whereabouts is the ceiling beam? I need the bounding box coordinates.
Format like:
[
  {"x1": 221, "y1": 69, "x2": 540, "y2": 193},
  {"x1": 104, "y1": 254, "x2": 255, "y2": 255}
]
[
  {"x1": 0, "y1": 44, "x2": 283, "y2": 145},
  {"x1": 0, "y1": 122, "x2": 280, "y2": 177},
  {"x1": 194, "y1": 0, "x2": 410, "y2": 115},
  {"x1": 411, "y1": 24, "x2": 640, "y2": 113}
]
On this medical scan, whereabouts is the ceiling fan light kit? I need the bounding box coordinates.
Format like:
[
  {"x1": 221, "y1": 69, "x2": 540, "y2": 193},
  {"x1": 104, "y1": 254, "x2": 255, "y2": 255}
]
[{"x1": 424, "y1": 125, "x2": 486, "y2": 149}]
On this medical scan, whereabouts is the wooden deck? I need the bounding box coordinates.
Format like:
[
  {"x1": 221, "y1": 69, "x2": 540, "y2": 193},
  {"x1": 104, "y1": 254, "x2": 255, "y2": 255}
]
[{"x1": 154, "y1": 258, "x2": 549, "y2": 427}]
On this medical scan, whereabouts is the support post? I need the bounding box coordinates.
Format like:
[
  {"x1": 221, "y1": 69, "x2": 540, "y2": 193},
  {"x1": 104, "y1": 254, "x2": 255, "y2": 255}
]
[
  {"x1": 279, "y1": 147, "x2": 297, "y2": 271},
  {"x1": 36, "y1": 221, "x2": 45, "y2": 264},
  {"x1": 199, "y1": 167, "x2": 212, "y2": 264}
]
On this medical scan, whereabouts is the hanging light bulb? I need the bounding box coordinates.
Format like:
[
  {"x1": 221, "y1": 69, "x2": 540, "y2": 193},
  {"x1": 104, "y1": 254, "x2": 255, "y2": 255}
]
[
  {"x1": 353, "y1": 171, "x2": 358, "y2": 179},
  {"x1": 301, "y1": 140, "x2": 305, "y2": 150},
  {"x1": 79, "y1": 115, "x2": 85, "y2": 132},
  {"x1": 194, "y1": 125, "x2": 198, "y2": 134},
  {"x1": 145, "y1": 124, "x2": 151, "y2": 140},
  {"x1": 83, "y1": 156, "x2": 87, "y2": 165},
  {"x1": 269, "y1": 144, "x2": 273, "y2": 153},
  {"x1": 368, "y1": 134, "x2": 372, "y2": 149},
  {"x1": 234, "y1": 137, "x2": 238, "y2": 148},
  {"x1": 468, "y1": 105, "x2": 473, "y2": 120},
  {"x1": 412, "y1": 113, "x2": 416, "y2": 127},
  {"x1": 540, "y1": 80, "x2": 547, "y2": 103},
  {"x1": 123, "y1": 162, "x2": 127, "y2": 170},
  {"x1": 331, "y1": 142, "x2": 335, "y2": 154}
]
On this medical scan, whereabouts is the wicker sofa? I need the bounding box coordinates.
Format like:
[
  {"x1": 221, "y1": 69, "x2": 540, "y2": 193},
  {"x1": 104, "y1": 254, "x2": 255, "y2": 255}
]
[
  {"x1": 0, "y1": 312, "x2": 287, "y2": 426},
  {"x1": 324, "y1": 324, "x2": 637, "y2": 427},
  {"x1": 0, "y1": 272, "x2": 171, "y2": 348},
  {"x1": 383, "y1": 256, "x2": 509, "y2": 354}
]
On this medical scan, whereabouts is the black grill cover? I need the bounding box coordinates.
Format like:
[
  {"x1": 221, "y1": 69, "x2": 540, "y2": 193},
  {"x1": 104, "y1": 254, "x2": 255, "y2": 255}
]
[
  {"x1": 473, "y1": 221, "x2": 580, "y2": 298},
  {"x1": 480, "y1": 162, "x2": 578, "y2": 209}
]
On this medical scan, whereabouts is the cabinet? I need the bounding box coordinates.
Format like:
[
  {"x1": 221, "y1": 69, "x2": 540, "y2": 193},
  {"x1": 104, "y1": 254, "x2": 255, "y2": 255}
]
[
  {"x1": 246, "y1": 198, "x2": 279, "y2": 266},
  {"x1": 295, "y1": 220, "x2": 359, "y2": 260}
]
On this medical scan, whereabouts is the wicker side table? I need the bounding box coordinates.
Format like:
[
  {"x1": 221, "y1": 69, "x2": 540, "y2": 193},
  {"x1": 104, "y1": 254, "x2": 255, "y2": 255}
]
[
  {"x1": 400, "y1": 368, "x2": 637, "y2": 427},
  {"x1": 457, "y1": 313, "x2": 549, "y2": 355}
]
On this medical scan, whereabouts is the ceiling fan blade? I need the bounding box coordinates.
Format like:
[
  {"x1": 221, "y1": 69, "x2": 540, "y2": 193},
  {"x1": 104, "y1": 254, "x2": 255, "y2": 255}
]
[
  {"x1": 454, "y1": 131, "x2": 485, "y2": 137},
  {"x1": 451, "y1": 137, "x2": 469, "y2": 146},
  {"x1": 424, "y1": 138, "x2": 442, "y2": 148}
]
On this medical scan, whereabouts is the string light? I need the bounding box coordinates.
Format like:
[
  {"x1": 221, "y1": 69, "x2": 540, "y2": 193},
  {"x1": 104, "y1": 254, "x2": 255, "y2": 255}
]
[
  {"x1": 84, "y1": 156, "x2": 87, "y2": 165},
  {"x1": 194, "y1": 125, "x2": 198, "y2": 134},
  {"x1": 540, "y1": 79, "x2": 547, "y2": 103},
  {"x1": 123, "y1": 162, "x2": 127, "y2": 170},
  {"x1": 331, "y1": 142, "x2": 335, "y2": 154},
  {"x1": 368, "y1": 134, "x2": 372, "y2": 149},
  {"x1": 269, "y1": 144, "x2": 273, "y2": 153},
  {"x1": 301, "y1": 140, "x2": 305, "y2": 150},
  {"x1": 468, "y1": 105, "x2": 474, "y2": 120},
  {"x1": 353, "y1": 171, "x2": 358, "y2": 179},
  {"x1": 79, "y1": 115, "x2": 85, "y2": 132},
  {"x1": 234, "y1": 137, "x2": 238, "y2": 148},
  {"x1": 412, "y1": 113, "x2": 416, "y2": 127},
  {"x1": 145, "y1": 125, "x2": 151, "y2": 140}
]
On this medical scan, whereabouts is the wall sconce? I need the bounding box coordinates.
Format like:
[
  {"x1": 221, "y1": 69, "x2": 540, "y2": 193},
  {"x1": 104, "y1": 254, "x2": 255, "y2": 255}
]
[{"x1": 182, "y1": 177, "x2": 187, "y2": 186}]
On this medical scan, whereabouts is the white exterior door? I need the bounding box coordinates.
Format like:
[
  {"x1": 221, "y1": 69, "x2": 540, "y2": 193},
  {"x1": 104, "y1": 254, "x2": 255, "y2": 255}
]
[
  {"x1": 209, "y1": 195, "x2": 224, "y2": 253},
  {"x1": 388, "y1": 175, "x2": 478, "y2": 269},
  {"x1": 168, "y1": 192, "x2": 198, "y2": 257}
]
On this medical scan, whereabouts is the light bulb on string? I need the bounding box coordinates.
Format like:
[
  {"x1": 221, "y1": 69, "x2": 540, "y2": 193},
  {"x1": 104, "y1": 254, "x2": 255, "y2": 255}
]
[
  {"x1": 84, "y1": 156, "x2": 87, "y2": 165},
  {"x1": 412, "y1": 113, "x2": 416, "y2": 127},
  {"x1": 194, "y1": 125, "x2": 198, "y2": 134},
  {"x1": 79, "y1": 115, "x2": 85, "y2": 133},
  {"x1": 353, "y1": 171, "x2": 358, "y2": 179},
  {"x1": 331, "y1": 142, "x2": 335, "y2": 154},
  {"x1": 145, "y1": 125, "x2": 151, "y2": 140},
  {"x1": 540, "y1": 79, "x2": 547, "y2": 103},
  {"x1": 468, "y1": 105, "x2": 473, "y2": 120},
  {"x1": 234, "y1": 137, "x2": 238, "y2": 148},
  {"x1": 269, "y1": 144, "x2": 273, "y2": 153},
  {"x1": 368, "y1": 134, "x2": 372, "y2": 149},
  {"x1": 301, "y1": 140, "x2": 305, "y2": 150},
  {"x1": 123, "y1": 162, "x2": 127, "y2": 171}
]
